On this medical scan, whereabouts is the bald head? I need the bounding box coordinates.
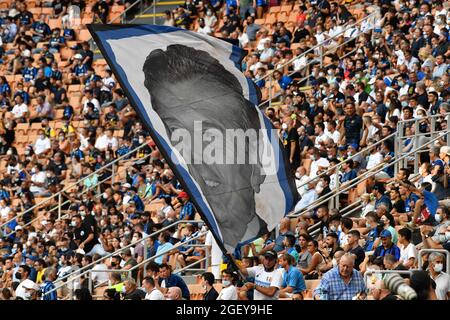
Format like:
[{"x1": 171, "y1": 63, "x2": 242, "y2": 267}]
[
  {"x1": 339, "y1": 253, "x2": 355, "y2": 279},
  {"x1": 166, "y1": 286, "x2": 182, "y2": 300}
]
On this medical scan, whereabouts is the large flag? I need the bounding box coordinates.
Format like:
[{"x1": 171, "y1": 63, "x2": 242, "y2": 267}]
[{"x1": 89, "y1": 25, "x2": 298, "y2": 252}]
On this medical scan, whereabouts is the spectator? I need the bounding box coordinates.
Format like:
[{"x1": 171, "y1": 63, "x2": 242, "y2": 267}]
[
  {"x1": 155, "y1": 263, "x2": 190, "y2": 300},
  {"x1": 201, "y1": 272, "x2": 219, "y2": 300},
  {"x1": 142, "y1": 276, "x2": 165, "y2": 300},
  {"x1": 373, "y1": 230, "x2": 401, "y2": 260},
  {"x1": 279, "y1": 253, "x2": 306, "y2": 300},
  {"x1": 217, "y1": 269, "x2": 238, "y2": 300}
]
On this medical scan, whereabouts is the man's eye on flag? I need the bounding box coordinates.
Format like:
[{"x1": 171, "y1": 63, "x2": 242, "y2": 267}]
[{"x1": 88, "y1": 24, "x2": 299, "y2": 253}]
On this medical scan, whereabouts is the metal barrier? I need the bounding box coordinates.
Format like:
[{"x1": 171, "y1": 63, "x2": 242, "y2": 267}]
[
  {"x1": 363, "y1": 269, "x2": 415, "y2": 291},
  {"x1": 44, "y1": 219, "x2": 204, "y2": 298},
  {"x1": 0, "y1": 140, "x2": 152, "y2": 235},
  {"x1": 396, "y1": 112, "x2": 450, "y2": 175},
  {"x1": 288, "y1": 133, "x2": 445, "y2": 219},
  {"x1": 418, "y1": 249, "x2": 450, "y2": 274},
  {"x1": 52, "y1": 230, "x2": 207, "y2": 299},
  {"x1": 258, "y1": 8, "x2": 380, "y2": 109}
]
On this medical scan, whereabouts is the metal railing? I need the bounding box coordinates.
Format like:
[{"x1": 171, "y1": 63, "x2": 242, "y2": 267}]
[
  {"x1": 0, "y1": 140, "x2": 152, "y2": 235},
  {"x1": 418, "y1": 249, "x2": 450, "y2": 274},
  {"x1": 288, "y1": 133, "x2": 445, "y2": 219},
  {"x1": 109, "y1": 0, "x2": 161, "y2": 25},
  {"x1": 52, "y1": 228, "x2": 207, "y2": 299},
  {"x1": 257, "y1": 9, "x2": 379, "y2": 109},
  {"x1": 396, "y1": 112, "x2": 450, "y2": 175},
  {"x1": 44, "y1": 219, "x2": 203, "y2": 298}
]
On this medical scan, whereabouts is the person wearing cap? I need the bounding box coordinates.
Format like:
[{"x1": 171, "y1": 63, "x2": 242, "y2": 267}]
[
  {"x1": 20, "y1": 279, "x2": 40, "y2": 300},
  {"x1": 373, "y1": 229, "x2": 401, "y2": 260},
  {"x1": 238, "y1": 250, "x2": 283, "y2": 300},
  {"x1": 177, "y1": 191, "x2": 195, "y2": 221}
]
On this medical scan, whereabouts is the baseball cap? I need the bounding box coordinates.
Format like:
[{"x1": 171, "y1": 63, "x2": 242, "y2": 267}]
[
  {"x1": 440, "y1": 146, "x2": 450, "y2": 156},
  {"x1": 122, "y1": 183, "x2": 131, "y2": 189},
  {"x1": 15, "y1": 225, "x2": 23, "y2": 231},
  {"x1": 22, "y1": 279, "x2": 40, "y2": 291},
  {"x1": 348, "y1": 143, "x2": 359, "y2": 150},
  {"x1": 263, "y1": 250, "x2": 278, "y2": 260},
  {"x1": 177, "y1": 191, "x2": 189, "y2": 199},
  {"x1": 74, "y1": 53, "x2": 83, "y2": 60},
  {"x1": 380, "y1": 230, "x2": 392, "y2": 238}
]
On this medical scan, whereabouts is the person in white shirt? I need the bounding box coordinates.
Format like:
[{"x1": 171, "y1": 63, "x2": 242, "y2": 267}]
[
  {"x1": 82, "y1": 89, "x2": 100, "y2": 113},
  {"x1": 217, "y1": 269, "x2": 238, "y2": 300},
  {"x1": 295, "y1": 166, "x2": 310, "y2": 197},
  {"x1": 326, "y1": 121, "x2": 340, "y2": 144},
  {"x1": 95, "y1": 128, "x2": 118, "y2": 151},
  {"x1": 314, "y1": 123, "x2": 329, "y2": 148},
  {"x1": 29, "y1": 163, "x2": 48, "y2": 195},
  {"x1": 309, "y1": 148, "x2": 330, "y2": 179},
  {"x1": 239, "y1": 250, "x2": 283, "y2": 300},
  {"x1": 398, "y1": 228, "x2": 417, "y2": 269},
  {"x1": 204, "y1": 10, "x2": 217, "y2": 31},
  {"x1": 90, "y1": 255, "x2": 110, "y2": 286},
  {"x1": 34, "y1": 130, "x2": 51, "y2": 155},
  {"x1": 428, "y1": 252, "x2": 450, "y2": 300},
  {"x1": 142, "y1": 276, "x2": 165, "y2": 300},
  {"x1": 365, "y1": 145, "x2": 384, "y2": 171},
  {"x1": 205, "y1": 229, "x2": 222, "y2": 280},
  {"x1": 11, "y1": 95, "x2": 29, "y2": 120},
  {"x1": 294, "y1": 181, "x2": 318, "y2": 212}
]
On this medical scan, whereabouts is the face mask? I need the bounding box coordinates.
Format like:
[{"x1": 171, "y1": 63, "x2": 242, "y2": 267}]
[
  {"x1": 46, "y1": 173, "x2": 52, "y2": 178},
  {"x1": 71, "y1": 221, "x2": 77, "y2": 227},
  {"x1": 295, "y1": 172, "x2": 301, "y2": 179},
  {"x1": 332, "y1": 258, "x2": 338, "y2": 267},
  {"x1": 319, "y1": 72, "x2": 325, "y2": 77},
  {"x1": 119, "y1": 242, "x2": 124, "y2": 247},
  {"x1": 321, "y1": 89, "x2": 327, "y2": 95},
  {"x1": 435, "y1": 214, "x2": 442, "y2": 223},
  {"x1": 398, "y1": 81, "x2": 404, "y2": 87},
  {"x1": 222, "y1": 280, "x2": 231, "y2": 287},
  {"x1": 121, "y1": 286, "x2": 126, "y2": 294},
  {"x1": 31, "y1": 168, "x2": 36, "y2": 174},
  {"x1": 102, "y1": 193, "x2": 108, "y2": 199},
  {"x1": 24, "y1": 291, "x2": 32, "y2": 300},
  {"x1": 433, "y1": 263, "x2": 443, "y2": 273},
  {"x1": 310, "y1": 155, "x2": 316, "y2": 161},
  {"x1": 445, "y1": 231, "x2": 450, "y2": 239},
  {"x1": 6, "y1": 150, "x2": 12, "y2": 155},
  {"x1": 79, "y1": 210, "x2": 86, "y2": 217},
  {"x1": 281, "y1": 123, "x2": 288, "y2": 130},
  {"x1": 385, "y1": 102, "x2": 391, "y2": 108},
  {"x1": 327, "y1": 70, "x2": 333, "y2": 76},
  {"x1": 15, "y1": 272, "x2": 22, "y2": 280},
  {"x1": 401, "y1": 101, "x2": 408, "y2": 107},
  {"x1": 330, "y1": 225, "x2": 337, "y2": 232},
  {"x1": 40, "y1": 135, "x2": 45, "y2": 140},
  {"x1": 366, "y1": 222, "x2": 371, "y2": 229},
  {"x1": 138, "y1": 138, "x2": 144, "y2": 144}
]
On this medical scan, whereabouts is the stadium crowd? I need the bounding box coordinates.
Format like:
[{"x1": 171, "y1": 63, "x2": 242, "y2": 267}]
[{"x1": 0, "y1": 0, "x2": 449, "y2": 301}]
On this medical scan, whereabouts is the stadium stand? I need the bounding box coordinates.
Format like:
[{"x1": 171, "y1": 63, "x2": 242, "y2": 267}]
[{"x1": 0, "y1": 0, "x2": 449, "y2": 301}]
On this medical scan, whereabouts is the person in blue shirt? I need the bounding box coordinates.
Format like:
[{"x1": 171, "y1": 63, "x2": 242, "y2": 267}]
[
  {"x1": 398, "y1": 181, "x2": 420, "y2": 214},
  {"x1": 48, "y1": 28, "x2": 66, "y2": 53},
  {"x1": 404, "y1": 181, "x2": 439, "y2": 228},
  {"x1": 41, "y1": 267, "x2": 58, "y2": 300},
  {"x1": 381, "y1": 139, "x2": 395, "y2": 177},
  {"x1": 156, "y1": 263, "x2": 190, "y2": 300},
  {"x1": 178, "y1": 191, "x2": 195, "y2": 220},
  {"x1": 372, "y1": 183, "x2": 392, "y2": 211},
  {"x1": 363, "y1": 212, "x2": 380, "y2": 252},
  {"x1": 341, "y1": 159, "x2": 357, "y2": 184},
  {"x1": 22, "y1": 58, "x2": 37, "y2": 83},
  {"x1": 128, "y1": 187, "x2": 145, "y2": 211},
  {"x1": 279, "y1": 253, "x2": 306, "y2": 299},
  {"x1": 274, "y1": 70, "x2": 293, "y2": 90},
  {"x1": 373, "y1": 230, "x2": 401, "y2": 260},
  {"x1": 0, "y1": 76, "x2": 11, "y2": 96},
  {"x1": 31, "y1": 17, "x2": 51, "y2": 43}
]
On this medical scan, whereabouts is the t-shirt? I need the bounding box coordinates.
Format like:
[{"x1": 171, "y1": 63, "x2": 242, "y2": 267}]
[
  {"x1": 30, "y1": 172, "x2": 47, "y2": 194},
  {"x1": 12, "y1": 103, "x2": 28, "y2": 118},
  {"x1": 432, "y1": 272, "x2": 450, "y2": 301},
  {"x1": 348, "y1": 246, "x2": 365, "y2": 270},
  {"x1": 73, "y1": 221, "x2": 99, "y2": 253},
  {"x1": 154, "y1": 242, "x2": 174, "y2": 264},
  {"x1": 217, "y1": 285, "x2": 237, "y2": 300},
  {"x1": 399, "y1": 242, "x2": 417, "y2": 267},
  {"x1": 145, "y1": 288, "x2": 165, "y2": 300},
  {"x1": 282, "y1": 266, "x2": 306, "y2": 294},
  {"x1": 246, "y1": 266, "x2": 283, "y2": 300},
  {"x1": 159, "y1": 273, "x2": 190, "y2": 300},
  {"x1": 34, "y1": 137, "x2": 51, "y2": 155}
]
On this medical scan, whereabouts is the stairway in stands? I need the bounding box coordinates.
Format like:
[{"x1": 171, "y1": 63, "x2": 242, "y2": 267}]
[{"x1": 131, "y1": 0, "x2": 185, "y2": 25}]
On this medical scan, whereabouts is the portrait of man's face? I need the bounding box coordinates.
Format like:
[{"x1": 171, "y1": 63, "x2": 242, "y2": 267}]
[{"x1": 142, "y1": 44, "x2": 269, "y2": 247}]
